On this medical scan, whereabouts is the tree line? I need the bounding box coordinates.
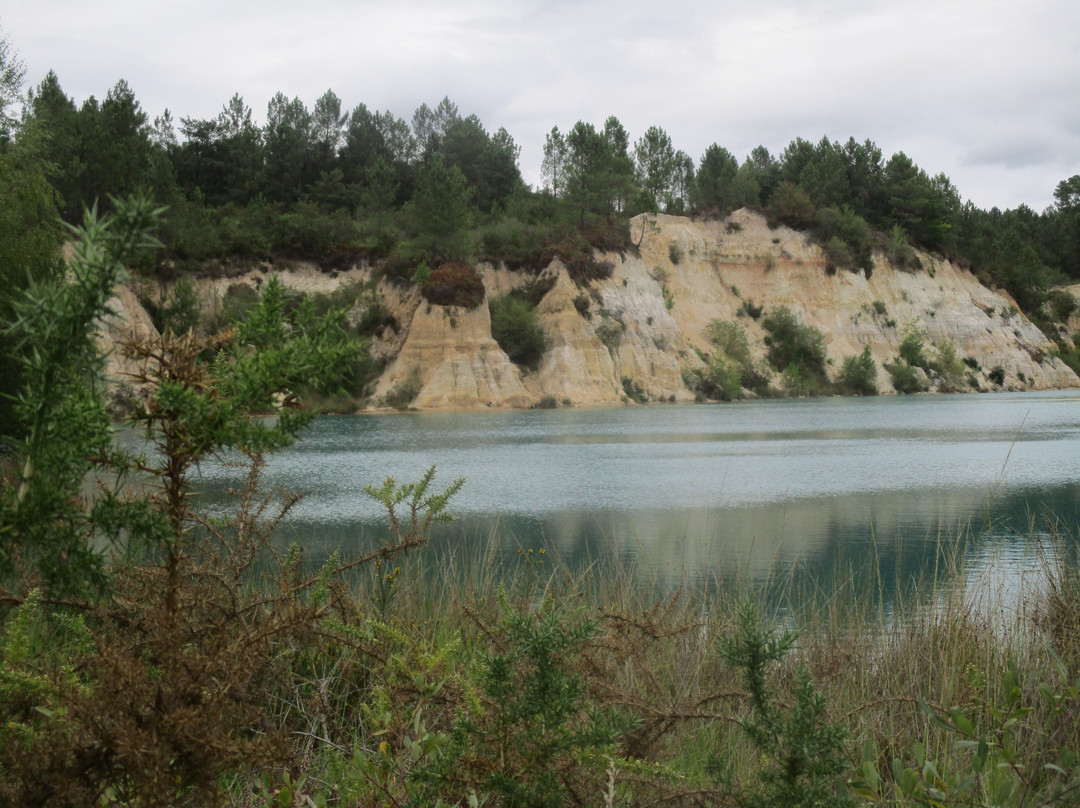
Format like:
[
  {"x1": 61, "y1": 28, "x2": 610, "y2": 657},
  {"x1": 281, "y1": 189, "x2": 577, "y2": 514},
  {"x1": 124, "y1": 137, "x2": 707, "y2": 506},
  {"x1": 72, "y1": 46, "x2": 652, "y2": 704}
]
[{"x1": 4, "y1": 57, "x2": 1080, "y2": 316}]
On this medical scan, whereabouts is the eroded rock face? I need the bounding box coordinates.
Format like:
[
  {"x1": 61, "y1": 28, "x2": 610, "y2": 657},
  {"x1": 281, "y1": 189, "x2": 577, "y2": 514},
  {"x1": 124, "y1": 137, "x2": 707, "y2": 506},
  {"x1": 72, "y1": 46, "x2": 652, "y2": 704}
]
[
  {"x1": 97, "y1": 283, "x2": 160, "y2": 410},
  {"x1": 103, "y1": 210, "x2": 1079, "y2": 411},
  {"x1": 365, "y1": 210, "x2": 1079, "y2": 406},
  {"x1": 372, "y1": 296, "x2": 531, "y2": 409}
]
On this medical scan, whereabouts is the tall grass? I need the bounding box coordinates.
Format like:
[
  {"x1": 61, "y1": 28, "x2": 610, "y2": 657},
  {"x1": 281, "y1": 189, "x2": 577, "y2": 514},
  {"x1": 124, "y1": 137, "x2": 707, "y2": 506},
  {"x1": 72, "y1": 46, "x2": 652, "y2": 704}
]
[{"x1": 242, "y1": 519, "x2": 1080, "y2": 806}]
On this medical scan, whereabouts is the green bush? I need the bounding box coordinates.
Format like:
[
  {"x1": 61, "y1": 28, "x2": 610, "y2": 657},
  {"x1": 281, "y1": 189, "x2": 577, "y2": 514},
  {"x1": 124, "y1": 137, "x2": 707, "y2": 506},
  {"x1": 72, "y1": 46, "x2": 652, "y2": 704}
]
[
  {"x1": 762, "y1": 306, "x2": 828, "y2": 388},
  {"x1": 595, "y1": 315, "x2": 624, "y2": 354},
  {"x1": 1047, "y1": 289, "x2": 1078, "y2": 322},
  {"x1": 621, "y1": 376, "x2": 649, "y2": 403},
  {"x1": 719, "y1": 603, "x2": 854, "y2": 808},
  {"x1": 887, "y1": 360, "x2": 926, "y2": 394},
  {"x1": 412, "y1": 599, "x2": 639, "y2": 806},
  {"x1": 706, "y1": 319, "x2": 752, "y2": 365},
  {"x1": 837, "y1": 346, "x2": 878, "y2": 396},
  {"x1": 686, "y1": 355, "x2": 742, "y2": 401},
  {"x1": 815, "y1": 206, "x2": 874, "y2": 273},
  {"x1": 153, "y1": 277, "x2": 202, "y2": 335},
  {"x1": 489, "y1": 294, "x2": 547, "y2": 370},
  {"x1": 899, "y1": 323, "x2": 929, "y2": 369}
]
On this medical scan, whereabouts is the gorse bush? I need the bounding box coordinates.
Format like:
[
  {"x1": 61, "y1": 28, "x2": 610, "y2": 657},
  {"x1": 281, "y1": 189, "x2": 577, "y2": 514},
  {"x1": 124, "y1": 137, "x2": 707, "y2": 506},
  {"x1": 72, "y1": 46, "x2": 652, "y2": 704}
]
[
  {"x1": 720, "y1": 603, "x2": 855, "y2": 808},
  {"x1": 412, "y1": 597, "x2": 641, "y2": 806}
]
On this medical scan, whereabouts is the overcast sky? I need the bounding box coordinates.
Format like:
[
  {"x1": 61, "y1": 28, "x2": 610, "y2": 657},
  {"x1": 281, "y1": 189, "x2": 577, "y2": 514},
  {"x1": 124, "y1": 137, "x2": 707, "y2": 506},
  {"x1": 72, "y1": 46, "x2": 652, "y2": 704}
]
[{"x1": 4, "y1": 0, "x2": 1078, "y2": 212}]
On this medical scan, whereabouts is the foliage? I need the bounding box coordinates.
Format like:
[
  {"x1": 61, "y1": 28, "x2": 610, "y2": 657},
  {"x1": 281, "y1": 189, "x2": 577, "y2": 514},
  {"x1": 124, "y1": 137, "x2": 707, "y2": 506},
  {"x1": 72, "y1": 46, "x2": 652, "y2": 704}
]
[
  {"x1": 421, "y1": 261, "x2": 486, "y2": 309},
  {"x1": 490, "y1": 292, "x2": 548, "y2": 370},
  {"x1": 151, "y1": 276, "x2": 201, "y2": 335},
  {"x1": 886, "y1": 359, "x2": 927, "y2": 394},
  {"x1": 595, "y1": 314, "x2": 625, "y2": 354},
  {"x1": 1, "y1": 195, "x2": 165, "y2": 596},
  {"x1": 816, "y1": 206, "x2": 874, "y2": 274},
  {"x1": 836, "y1": 346, "x2": 878, "y2": 396},
  {"x1": 621, "y1": 376, "x2": 649, "y2": 403},
  {"x1": 719, "y1": 603, "x2": 854, "y2": 808},
  {"x1": 0, "y1": 150, "x2": 65, "y2": 442},
  {"x1": 413, "y1": 597, "x2": 640, "y2": 807},
  {"x1": 898, "y1": 323, "x2": 929, "y2": 369},
  {"x1": 1047, "y1": 289, "x2": 1078, "y2": 323},
  {"x1": 685, "y1": 356, "x2": 743, "y2": 401},
  {"x1": 707, "y1": 319, "x2": 752, "y2": 366},
  {"x1": 761, "y1": 306, "x2": 829, "y2": 392},
  {"x1": 0, "y1": 193, "x2": 464, "y2": 806}
]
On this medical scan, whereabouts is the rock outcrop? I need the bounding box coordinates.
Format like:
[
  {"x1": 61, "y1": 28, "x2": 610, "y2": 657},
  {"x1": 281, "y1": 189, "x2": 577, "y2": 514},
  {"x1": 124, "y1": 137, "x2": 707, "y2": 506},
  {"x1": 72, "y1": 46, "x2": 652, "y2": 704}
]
[
  {"x1": 103, "y1": 210, "x2": 1080, "y2": 410},
  {"x1": 372, "y1": 292, "x2": 532, "y2": 409}
]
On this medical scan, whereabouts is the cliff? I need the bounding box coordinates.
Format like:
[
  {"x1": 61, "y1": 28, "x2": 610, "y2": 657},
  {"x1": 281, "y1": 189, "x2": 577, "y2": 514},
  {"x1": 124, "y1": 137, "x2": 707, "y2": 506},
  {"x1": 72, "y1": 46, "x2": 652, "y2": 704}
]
[
  {"x1": 100, "y1": 210, "x2": 1079, "y2": 409},
  {"x1": 368, "y1": 209, "x2": 1077, "y2": 407}
]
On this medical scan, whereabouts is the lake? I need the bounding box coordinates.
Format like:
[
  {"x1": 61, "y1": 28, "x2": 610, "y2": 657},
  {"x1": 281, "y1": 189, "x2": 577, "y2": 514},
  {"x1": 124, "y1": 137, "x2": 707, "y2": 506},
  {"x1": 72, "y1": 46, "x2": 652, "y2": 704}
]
[{"x1": 193, "y1": 391, "x2": 1080, "y2": 607}]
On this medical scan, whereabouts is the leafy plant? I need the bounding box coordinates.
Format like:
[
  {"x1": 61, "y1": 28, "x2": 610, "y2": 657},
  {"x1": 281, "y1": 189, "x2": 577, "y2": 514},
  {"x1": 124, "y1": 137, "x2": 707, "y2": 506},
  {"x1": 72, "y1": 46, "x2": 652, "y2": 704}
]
[
  {"x1": 490, "y1": 292, "x2": 547, "y2": 370},
  {"x1": 719, "y1": 603, "x2": 854, "y2": 808},
  {"x1": 621, "y1": 376, "x2": 649, "y2": 403},
  {"x1": 762, "y1": 306, "x2": 828, "y2": 392},
  {"x1": 837, "y1": 346, "x2": 878, "y2": 396}
]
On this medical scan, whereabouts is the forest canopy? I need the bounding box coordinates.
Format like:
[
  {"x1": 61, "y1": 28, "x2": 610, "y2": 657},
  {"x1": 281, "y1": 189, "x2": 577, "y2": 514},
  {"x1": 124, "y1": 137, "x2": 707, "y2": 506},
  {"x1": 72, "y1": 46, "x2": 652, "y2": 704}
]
[{"x1": 5, "y1": 58, "x2": 1080, "y2": 318}]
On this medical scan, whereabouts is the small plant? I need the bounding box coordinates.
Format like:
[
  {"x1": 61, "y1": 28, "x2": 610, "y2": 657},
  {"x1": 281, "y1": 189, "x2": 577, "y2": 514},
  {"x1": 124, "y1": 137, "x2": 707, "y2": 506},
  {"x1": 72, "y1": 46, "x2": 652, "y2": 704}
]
[
  {"x1": 837, "y1": 346, "x2": 878, "y2": 396},
  {"x1": 872, "y1": 300, "x2": 887, "y2": 316},
  {"x1": 899, "y1": 323, "x2": 929, "y2": 369},
  {"x1": 490, "y1": 293, "x2": 547, "y2": 370},
  {"x1": 412, "y1": 598, "x2": 640, "y2": 807},
  {"x1": 761, "y1": 306, "x2": 828, "y2": 391},
  {"x1": 574, "y1": 293, "x2": 591, "y2": 319},
  {"x1": 595, "y1": 315, "x2": 624, "y2": 354},
  {"x1": 669, "y1": 242, "x2": 683, "y2": 265},
  {"x1": 662, "y1": 282, "x2": 675, "y2": 311},
  {"x1": 411, "y1": 260, "x2": 432, "y2": 286},
  {"x1": 886, "y1": 359, "x2": 926, "y2": 394},
  {"x1": 739, "y1": 299, "x2": 763, "y2": 320},
  {"x1": 383, "y1": 367, "x2": 423, "y2": 409},
  {"x1": 621, "y1": 376, "x2": 649, "y2": 403},
  {"x1": 535, "y1": 395, "x2": 558, "y2": 409},
  {"x1": 718, "y1": 603, "x2": 854, "y2": 808}
]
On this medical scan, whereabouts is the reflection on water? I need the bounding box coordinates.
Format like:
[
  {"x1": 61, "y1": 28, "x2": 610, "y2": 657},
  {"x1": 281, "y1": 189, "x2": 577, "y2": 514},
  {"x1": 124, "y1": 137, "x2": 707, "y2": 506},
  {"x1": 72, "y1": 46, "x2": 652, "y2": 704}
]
[{"x1": 176, "y1": 391, "x2": 1080, "y2": 605}]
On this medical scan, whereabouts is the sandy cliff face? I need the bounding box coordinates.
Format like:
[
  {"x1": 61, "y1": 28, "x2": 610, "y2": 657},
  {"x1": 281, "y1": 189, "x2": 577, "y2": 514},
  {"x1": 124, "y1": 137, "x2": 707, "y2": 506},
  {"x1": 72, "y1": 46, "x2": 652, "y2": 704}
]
[
  {"x1": 372, "y1": 294, "x2": 532, "y2": 409},
  {"x1": 358, "y1": 210, "x2": 1080, "y2": 408},
  {"x1": 632, "y1": 209, "x2": 1078, "y2": 393},
  {"x1": 104, "y1": 210, "x2": 1078, "y2": 410}
]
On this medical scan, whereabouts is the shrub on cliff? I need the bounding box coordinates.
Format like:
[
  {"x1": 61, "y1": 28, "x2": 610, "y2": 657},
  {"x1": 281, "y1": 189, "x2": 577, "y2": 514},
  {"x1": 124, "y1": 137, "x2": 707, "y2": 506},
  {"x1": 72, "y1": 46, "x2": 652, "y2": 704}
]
[
  {"x1": 762, "y1": 306, "x2": 828, "y2": 390},
  {"x1": 836, "y1": 346, "x2": 878, "y2": 396},
  {"x1": 489, "y1": 293, "x2": 546, "y2": 370},
  {"x1": 420, "y1": 262, "x2": 486, "y2": 309}
]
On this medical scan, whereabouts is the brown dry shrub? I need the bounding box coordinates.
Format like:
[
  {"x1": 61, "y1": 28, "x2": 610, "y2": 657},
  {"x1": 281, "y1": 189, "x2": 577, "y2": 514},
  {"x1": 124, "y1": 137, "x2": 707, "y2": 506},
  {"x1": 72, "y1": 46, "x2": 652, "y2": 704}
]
[{"x1": 421, "y1": 262, "x2": 486, "y2": 309}]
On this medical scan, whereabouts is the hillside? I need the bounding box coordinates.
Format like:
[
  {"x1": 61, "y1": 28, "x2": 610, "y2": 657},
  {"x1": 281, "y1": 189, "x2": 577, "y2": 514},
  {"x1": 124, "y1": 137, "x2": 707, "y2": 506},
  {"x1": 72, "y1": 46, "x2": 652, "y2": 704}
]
[{"x1": 101, "y1": 210, "x2": 1079, "y2": 410}]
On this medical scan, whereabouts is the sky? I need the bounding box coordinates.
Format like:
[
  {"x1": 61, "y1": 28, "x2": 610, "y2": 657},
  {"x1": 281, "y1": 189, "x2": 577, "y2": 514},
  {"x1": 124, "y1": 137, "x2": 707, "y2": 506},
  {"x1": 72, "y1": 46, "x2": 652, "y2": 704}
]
[{"x1": 4, "y1": 0, "x2": 1079, "y2": 212}]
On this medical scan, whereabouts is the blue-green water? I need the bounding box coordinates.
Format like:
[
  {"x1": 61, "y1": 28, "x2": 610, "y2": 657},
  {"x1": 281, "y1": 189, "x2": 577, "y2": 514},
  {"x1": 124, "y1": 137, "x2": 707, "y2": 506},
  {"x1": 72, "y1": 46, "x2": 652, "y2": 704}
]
[{"x1": 192, "y1": 391, "x2": 1080, "y2": 600}]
